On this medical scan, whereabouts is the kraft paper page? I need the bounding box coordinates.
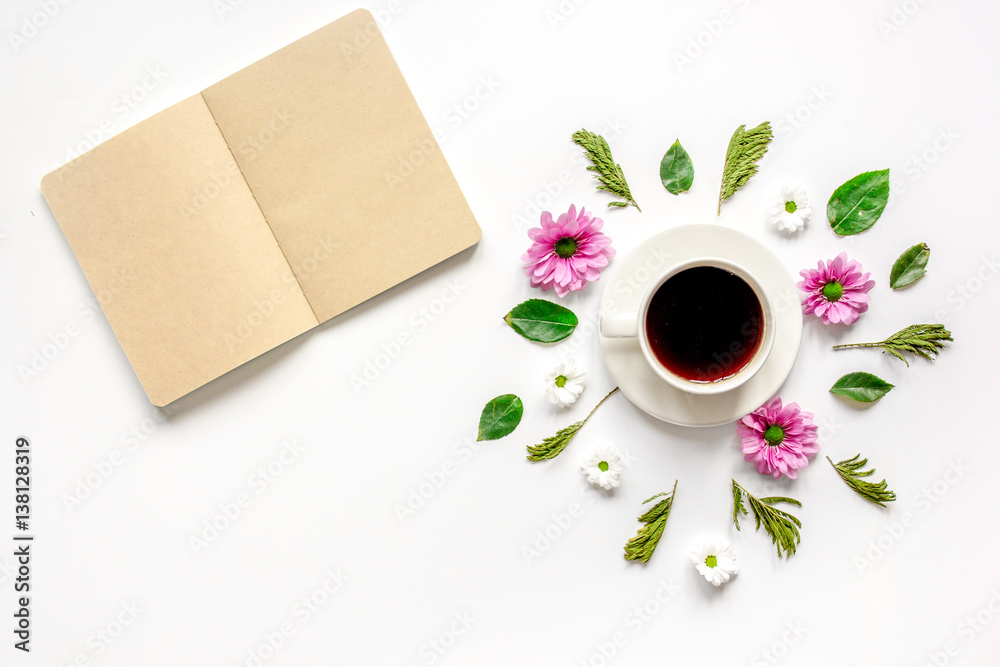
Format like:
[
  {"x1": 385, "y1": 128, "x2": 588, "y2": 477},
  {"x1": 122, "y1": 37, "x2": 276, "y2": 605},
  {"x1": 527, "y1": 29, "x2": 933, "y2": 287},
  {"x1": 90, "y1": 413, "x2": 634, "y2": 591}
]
[
  {"x1": 41, "y1": 94, "x2": 319, "y2": 406},
  {"x1": 201, "y1": 10, "x2": 481, "y2": 323},
  {"x1": 40, "y1": 10, "x2": 481, "y2": 406}
]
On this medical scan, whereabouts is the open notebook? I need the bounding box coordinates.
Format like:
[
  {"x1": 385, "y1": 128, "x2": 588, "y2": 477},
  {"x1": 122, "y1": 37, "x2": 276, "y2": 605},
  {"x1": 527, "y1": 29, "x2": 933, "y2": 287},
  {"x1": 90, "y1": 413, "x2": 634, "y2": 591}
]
[{"x1": 41, "y1": 9, "x2": 481, "y2": 406}]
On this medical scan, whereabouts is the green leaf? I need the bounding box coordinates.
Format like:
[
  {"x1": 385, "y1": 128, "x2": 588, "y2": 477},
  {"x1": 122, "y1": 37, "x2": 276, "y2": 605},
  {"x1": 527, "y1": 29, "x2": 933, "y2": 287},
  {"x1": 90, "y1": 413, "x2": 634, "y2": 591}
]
[
  {"x1": 477, "y1": 394, "x2": 523, "y2": 441},
  {"x1": 889, "y1": 242, "x2": 930, "y2": 289},
  {"x1": 827, "y1": 455, "x2": 897, "y2": 507},
  {"x1": 717, "y1": 121, "x2": 772, "y2": 213},
  {"x1": 659, "y1": 140, "x2": 694, "y2": 195},
  {"x1": 624, "y1": 481, "x2": 678, "y2": 563},
  {"x1": 504, "y1": 299, "x2": 578, "y2": 343},
  {"x1": 827, "y1": 169, "x2": 890, "y2": 235},
  {"x1": 829, "y1": 371, "x2": 894, "y2": 403}
]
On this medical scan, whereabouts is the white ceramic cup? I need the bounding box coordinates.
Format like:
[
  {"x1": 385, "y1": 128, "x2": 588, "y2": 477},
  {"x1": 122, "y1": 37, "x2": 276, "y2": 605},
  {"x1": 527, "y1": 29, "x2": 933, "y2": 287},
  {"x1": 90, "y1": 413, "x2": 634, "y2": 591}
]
[{"x1": 599, "y1": 257, "x2": 775, "y2": 396}]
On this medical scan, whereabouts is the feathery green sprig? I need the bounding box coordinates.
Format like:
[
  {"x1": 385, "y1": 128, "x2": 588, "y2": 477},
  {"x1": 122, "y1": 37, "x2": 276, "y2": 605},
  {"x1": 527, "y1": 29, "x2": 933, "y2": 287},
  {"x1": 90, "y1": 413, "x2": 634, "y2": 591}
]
[
  {"x1": 832, "y1": 323, "x2": 953, "y2": 366},
  {"x1": 623, "y1": 480, "x2": 678, "y2": 563},
  {"x1": 526, "y1": 387, "x2": 618, "y2": 461},
  {"x1": 717, "y1": 121, "x2": 773, "y2": 214},
  {"x1": 827, "y1": 454, "x2": 896, "y2": 507},
  {"x1": 572, "y1": 129, "x2": 640, "y2": 211},
  {"x1": 732, "y1": 479, "x2": 802, "y2": 559}
]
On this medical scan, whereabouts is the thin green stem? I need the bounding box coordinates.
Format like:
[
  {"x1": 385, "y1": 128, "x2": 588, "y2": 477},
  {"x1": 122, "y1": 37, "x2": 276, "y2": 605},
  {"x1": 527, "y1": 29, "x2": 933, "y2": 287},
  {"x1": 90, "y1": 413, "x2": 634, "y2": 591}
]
[{"x1": 585, "y1": 386, "x2": 619, "y2": 422}]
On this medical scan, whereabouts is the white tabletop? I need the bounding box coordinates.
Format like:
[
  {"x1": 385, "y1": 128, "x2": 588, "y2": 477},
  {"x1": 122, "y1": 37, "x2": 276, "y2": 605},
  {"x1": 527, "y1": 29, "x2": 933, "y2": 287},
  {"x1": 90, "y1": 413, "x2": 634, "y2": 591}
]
[{"x1": 3, "y1": 1, "x2": 999, "y2": 664}]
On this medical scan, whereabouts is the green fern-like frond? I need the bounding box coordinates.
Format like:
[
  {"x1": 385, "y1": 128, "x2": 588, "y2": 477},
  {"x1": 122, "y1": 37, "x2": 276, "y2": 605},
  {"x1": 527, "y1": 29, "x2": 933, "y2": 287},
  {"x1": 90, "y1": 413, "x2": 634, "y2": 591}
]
[
  {"x1": 732, "y1": 481, "x2": 748, "y2": 526},
  {"x1": 717, "y1": 121, "x2": 773, "y2": 213},
  {"x1": 572, "y1": 129, "x2": 640, "y2": 211},
  {"x1": 525, "y1": 420, "x2": 583, "y2": 461},
  {"x1": 832, "y1": 323, "x2": 953, "y2": 366},
  {"x1": 624, "y1": 481, "x2": 677, "y2": 563},
  {"x1": 828, "y1": 454, "x2": 897, "y2": 507},
  {"x1": 731, "y1": 479, "x2": 802, "y2": 559},
  {"x1": 526, "y1": 388, "x2": 618, "y2": 461}
]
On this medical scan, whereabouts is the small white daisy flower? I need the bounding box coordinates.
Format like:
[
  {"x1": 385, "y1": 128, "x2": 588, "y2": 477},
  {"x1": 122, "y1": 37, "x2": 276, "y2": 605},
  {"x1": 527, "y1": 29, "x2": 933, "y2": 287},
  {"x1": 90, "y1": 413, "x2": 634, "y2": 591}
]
[
  {"x1": 689, "y1": 539, "x2": 739, "y2": 586},
  {"x1": 545, "y1": 360, "x2": 586, "y2": 408},
  {"x1": 768, "y1": 184, "x2": 812, "y2": 233},
  {"x1": 580, "y1": 446, "x2": 626, "y2": 490}
]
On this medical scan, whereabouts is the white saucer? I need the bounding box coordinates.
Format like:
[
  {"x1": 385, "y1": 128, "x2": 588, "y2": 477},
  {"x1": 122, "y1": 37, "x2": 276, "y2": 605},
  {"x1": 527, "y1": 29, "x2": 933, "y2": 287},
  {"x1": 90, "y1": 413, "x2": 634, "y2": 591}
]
[{"x1": 598, "y1": 224, "x2": 802, "y2": 427}]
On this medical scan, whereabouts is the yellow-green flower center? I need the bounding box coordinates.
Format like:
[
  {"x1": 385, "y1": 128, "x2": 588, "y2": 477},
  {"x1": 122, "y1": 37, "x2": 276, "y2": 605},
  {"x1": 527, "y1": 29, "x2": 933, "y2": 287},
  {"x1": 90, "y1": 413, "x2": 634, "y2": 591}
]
[
  {"x1": 764, "y1": 425, "x2": 785, "y2": 446},
  {"x1": 598, "y1": 461, "x2": 609, "y2": 472},
  {"x1": 705, "y1": 554, "x2": 718, "y2": 568},
  {"x1": 554, "y1": 236, "x2": 578, "y2": 259},
  {"x1": 555, "y1": 374, "x2": 568, "y2": 388},
  {"x1": 822, "y1": 281, "x2": 844, "y2": 302},
  {"x1": 785, "y1": 200, "x2": 797, "y2": 214}
]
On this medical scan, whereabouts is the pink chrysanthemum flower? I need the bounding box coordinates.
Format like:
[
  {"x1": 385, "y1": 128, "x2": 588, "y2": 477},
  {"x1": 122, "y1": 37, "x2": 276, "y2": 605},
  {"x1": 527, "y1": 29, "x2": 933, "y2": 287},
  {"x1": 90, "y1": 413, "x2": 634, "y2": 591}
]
[
  {"x1": 522, "y1": 205, "x2": 615, "y2": 297},
  {"x1": 797, "y1": 252, "x2": 875, "y2": 325},
  {"x1": 738, "y1": 397, "x2": 819, "y2": 480}
]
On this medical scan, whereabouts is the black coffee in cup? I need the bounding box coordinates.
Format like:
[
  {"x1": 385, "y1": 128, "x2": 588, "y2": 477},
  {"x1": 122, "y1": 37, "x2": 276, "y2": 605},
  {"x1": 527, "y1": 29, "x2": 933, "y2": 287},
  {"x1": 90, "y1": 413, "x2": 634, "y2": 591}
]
[{"x1": 644, "y1": 266, "x2": 763, "y2": 383}]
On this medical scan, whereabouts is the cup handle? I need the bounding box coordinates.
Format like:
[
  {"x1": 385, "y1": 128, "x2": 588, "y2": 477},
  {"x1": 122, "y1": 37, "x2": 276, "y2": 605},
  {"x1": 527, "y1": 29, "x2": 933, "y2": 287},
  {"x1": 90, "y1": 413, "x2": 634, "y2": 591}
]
[{"x1": 600, "y1": 312, "x2": 639, "y2": 338}]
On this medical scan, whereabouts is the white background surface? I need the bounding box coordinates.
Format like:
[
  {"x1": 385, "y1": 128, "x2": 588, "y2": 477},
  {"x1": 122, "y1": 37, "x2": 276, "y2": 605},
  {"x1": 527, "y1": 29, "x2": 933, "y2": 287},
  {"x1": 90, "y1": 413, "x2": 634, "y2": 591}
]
[{"x1": 3, "y1": 1, "x2": 999, "y2": 665}]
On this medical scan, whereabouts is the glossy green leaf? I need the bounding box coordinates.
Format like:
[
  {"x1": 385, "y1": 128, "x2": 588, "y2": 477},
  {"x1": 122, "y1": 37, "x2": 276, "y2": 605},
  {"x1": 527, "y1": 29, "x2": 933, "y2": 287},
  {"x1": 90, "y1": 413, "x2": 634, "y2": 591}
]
[
  {"x1": 504, "y1": 299, "x2": 578, "y2": 343},
  {"x1": 827, "y1": 169, "x2": 890, "y2": 235},
  {"x1": 889, "y1": 242, "x2": 930, "y2": 289},
  {"x1": 829, "y1": 372, "x2": 894, "y2": 403},
  {"x1": 477, "y1": 394, "x2": 523, "y2": 441},
  {"x1": 659, "y1": 139, "x2": 694, "y2": 195}
]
